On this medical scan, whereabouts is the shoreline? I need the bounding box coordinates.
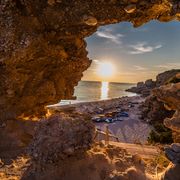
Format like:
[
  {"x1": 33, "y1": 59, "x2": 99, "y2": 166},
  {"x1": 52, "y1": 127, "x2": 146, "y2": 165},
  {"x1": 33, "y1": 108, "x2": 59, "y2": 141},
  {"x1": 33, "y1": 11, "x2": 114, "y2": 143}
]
[{"x1": 48, "y1": 95, "x2": 152, "y2": 144}]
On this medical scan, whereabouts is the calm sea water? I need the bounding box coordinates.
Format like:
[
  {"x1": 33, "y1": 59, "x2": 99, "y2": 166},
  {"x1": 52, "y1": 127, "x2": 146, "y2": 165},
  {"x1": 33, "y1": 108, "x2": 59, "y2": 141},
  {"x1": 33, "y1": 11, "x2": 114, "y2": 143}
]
[{"x1": 74, "y1": 81, "x2": 136, "y2": 101}]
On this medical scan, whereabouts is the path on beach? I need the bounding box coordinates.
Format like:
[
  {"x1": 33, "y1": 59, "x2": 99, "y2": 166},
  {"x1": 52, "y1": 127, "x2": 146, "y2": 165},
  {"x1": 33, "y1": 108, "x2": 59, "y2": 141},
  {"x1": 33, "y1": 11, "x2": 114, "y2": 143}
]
[
  {"x1": 95, "y1": 96, "x2": 152, "y2": 144},
  {"x1": 109, "y1": 141, "x2": 159, "y2": 159}
]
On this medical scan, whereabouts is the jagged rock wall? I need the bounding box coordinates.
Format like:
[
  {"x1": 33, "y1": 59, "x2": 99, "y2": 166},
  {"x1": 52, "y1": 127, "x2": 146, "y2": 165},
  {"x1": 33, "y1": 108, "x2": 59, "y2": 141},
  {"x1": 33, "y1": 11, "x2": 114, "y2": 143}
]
[
  {"x1": 141, "y1": 95, "x2": 174, "y2": 124},
  {"x1": 153, "y1": 82, "x2": 180, "y2": 142},
  {"x1": 126, "y1": 69, "x2": 180, "y2": 96},
  {"x1": 0, "y1": 0, "x2": 180, "y2": 120}
]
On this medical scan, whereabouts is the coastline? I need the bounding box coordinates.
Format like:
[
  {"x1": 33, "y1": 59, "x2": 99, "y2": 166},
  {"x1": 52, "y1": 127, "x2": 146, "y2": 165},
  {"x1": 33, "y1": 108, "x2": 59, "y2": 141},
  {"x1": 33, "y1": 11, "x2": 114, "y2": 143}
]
[{"x1": 48, "y1": 95, "x2": 152, "y2": 144}]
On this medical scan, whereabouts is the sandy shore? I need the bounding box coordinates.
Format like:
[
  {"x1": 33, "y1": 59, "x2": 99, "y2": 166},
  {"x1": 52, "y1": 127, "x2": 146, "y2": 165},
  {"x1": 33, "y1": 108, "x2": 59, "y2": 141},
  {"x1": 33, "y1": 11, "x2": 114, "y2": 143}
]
[
  {"x1": 94, "y1": 96, "x2": 152, "y2": 144},
  {"x1": 48, "y1": 96, "x2": 152, "y2": 144}
]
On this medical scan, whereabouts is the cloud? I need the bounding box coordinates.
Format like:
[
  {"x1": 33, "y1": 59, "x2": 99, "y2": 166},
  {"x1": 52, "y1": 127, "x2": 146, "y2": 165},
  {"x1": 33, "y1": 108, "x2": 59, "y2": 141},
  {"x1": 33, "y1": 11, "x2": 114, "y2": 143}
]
[
  {"x1": 133, "y1": 65, "x2": 147, "y2": 71},
  {"x1": 129, "y1": 42, "x2": 162, "y2": 54},
  {"x1": 155, "y1": 62, "x2": 180, "y2": 69},
  {"x1": 118, "y1": 72, "x2": 136, "y2": 76},
  {"x1": 93, "y1": 59, "x2": 101, "y2": 64},
  {"x1": 96, "y1": 27, "x2": 124, "y2": 45}
]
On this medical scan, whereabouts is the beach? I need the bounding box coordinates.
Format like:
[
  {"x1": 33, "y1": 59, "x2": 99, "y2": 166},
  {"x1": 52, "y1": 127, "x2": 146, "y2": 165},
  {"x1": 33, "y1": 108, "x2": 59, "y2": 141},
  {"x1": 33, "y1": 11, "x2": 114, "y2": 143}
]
[{"x1": 48, "y1": 96, "x2": 152, "y2": 144}]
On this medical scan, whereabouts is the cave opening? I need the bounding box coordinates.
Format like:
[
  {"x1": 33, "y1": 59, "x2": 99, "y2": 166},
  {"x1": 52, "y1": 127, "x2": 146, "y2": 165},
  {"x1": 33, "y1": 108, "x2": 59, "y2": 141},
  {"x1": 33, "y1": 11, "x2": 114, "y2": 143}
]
[
  {"x1": 0, "y1": 1, "x2": 180, "y2": 179},
  {"x1": 74, "y1": 21, "x2": 180, "y2": 102}
]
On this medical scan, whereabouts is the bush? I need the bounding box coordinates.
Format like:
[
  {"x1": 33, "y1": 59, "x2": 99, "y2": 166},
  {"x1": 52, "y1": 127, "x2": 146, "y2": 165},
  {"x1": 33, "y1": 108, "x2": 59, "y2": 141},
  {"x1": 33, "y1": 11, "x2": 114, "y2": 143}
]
[{"x1": 148, "y1": 124, "x2": 173, "y2": 144}]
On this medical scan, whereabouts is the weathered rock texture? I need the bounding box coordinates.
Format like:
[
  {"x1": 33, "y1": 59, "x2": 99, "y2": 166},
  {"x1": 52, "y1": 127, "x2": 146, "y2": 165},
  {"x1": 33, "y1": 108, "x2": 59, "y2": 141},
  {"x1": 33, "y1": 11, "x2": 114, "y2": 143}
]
[
  {"x1": 126, "y1": 69, "x2": 180, "y2": 96},
  {"x1": 0, "y1": 0, "x2": 180, "y2": 121},
  {"x1": 156, "y1": 70, "x2": 180, "y2": 87},
  {"x1": 139, "y1": 70, "x2": 180, "y2": 123},
  {"x1": 25, "y1": 142, "x2": 152, "y2": 180},
  {"x1": 141, "y1": 95, "x2": 174, "y2": 124},
  {"x1": 153, "y1": 82, "x2": 180, "y2": 142},
  {"x1": 140, "y1": 70, "x2": 180, "y2": 143},
  {"x1": 161, "y1": 143, "x2": 180, "y2": 180},
  {"x1": 30, "y1": 112, "x2": 95, "y2": 163}
]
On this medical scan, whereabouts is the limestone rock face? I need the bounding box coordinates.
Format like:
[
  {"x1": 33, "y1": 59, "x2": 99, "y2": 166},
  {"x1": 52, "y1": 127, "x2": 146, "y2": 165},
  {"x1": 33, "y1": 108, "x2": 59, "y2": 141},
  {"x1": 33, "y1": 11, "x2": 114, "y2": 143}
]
[
  {"x1": 0, "y1": 0, "x2": 180, "y2": 120},
  {"x1": 141, "y1": 95, "x2": 174, "y2": 124},
  {"x1": 29, "y1": 112, "x2": 95, "y2": 163},
  {"x1": 164, "y1": 143, "x2": 180, "y2": 164},
  {"x1": 126, "y1": 80, "x2": 156, "y2": 96},
  {"x1": 161, "y1": 164, "x2": 180, "y2": 180},
  {"x1": 156, "y1": 69, "x2": 180, "y2": 87},
  {"x1": 153, "y1": 83, "x2": 180, "y2": 142},
  {"x1": 126, "y1": 70, "x2": 180, "y2": 96}
]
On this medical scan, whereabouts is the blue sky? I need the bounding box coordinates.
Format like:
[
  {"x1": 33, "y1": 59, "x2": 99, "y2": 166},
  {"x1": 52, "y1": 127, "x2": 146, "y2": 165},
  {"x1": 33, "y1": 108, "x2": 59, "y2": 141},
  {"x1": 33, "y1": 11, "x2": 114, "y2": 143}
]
[{"x1": 82, "y1": 20, "x2": 180, "y2": 83}]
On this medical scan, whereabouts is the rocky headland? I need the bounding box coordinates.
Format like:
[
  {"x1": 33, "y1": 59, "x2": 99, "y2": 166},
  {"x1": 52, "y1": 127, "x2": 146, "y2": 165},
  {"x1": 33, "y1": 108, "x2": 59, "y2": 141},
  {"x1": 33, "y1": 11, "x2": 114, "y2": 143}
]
[{"x1": 126, "y1": 69, "x2": 180, "y2": 97}]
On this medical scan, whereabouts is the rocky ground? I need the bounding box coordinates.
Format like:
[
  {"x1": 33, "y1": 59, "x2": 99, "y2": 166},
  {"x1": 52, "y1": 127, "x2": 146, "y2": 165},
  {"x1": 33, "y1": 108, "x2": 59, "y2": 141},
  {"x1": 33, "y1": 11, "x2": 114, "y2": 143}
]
[{"x1": 0, "y1": 96, "x2": 166, "y2": 180}]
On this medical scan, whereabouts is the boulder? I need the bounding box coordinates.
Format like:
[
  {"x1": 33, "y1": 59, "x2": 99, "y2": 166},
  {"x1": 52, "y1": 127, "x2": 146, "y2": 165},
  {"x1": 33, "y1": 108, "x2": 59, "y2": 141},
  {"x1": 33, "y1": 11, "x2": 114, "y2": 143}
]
[
  {"x1": 161, "y1": 164, "x2": 180, "y2": 180},
  {"x1": 29, "y1": 112, "x2": 95, "y2": 163},
  {"x1": 156, "y1": 69, "x2": 180, "y2": 87},
  {"x1": 164, "y1": 144, "x2": 180, "y2": 164},
  {"x1": 145, "y1": 79, "x2": 156, "y2": 88},
  {"x1": 126, "y1": 70, "x2": 180, "y2": 97},
  {"x1": 141, "y1": 95, "x2": 174, "y2": 124}
]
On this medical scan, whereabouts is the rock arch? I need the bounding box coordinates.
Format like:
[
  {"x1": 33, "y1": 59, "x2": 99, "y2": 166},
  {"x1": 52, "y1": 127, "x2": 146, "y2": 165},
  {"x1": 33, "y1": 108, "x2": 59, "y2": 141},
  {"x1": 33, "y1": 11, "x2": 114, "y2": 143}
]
[{"x1": 0, "y1": 0, "x2": 180, "y2": 120}]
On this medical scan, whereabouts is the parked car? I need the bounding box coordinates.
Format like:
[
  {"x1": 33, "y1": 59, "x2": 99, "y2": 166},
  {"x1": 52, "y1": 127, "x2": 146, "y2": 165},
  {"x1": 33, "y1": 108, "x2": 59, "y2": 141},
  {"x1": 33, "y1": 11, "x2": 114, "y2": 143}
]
[
  {"x1": 104, "y1": 118, "x2": 114, "y2": 123},
  {"x1": 92, "y1": 116, "x2": 104, "y2": 123}
]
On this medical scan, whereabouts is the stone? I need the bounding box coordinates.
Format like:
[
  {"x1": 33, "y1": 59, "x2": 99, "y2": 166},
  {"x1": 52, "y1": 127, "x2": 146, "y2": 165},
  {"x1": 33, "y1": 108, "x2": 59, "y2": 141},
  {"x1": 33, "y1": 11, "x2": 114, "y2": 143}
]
[
  {"x1": 124, "y1": 4, "x2": 136, "y2": 13},
  {"x1": 83, "y1": 15, "x2": 98, "y2": 26},
  {"x1": 161, "y1": 164, "x2": 180, "y2": 180},
  {"x1": 156, "y1": 69, "x2": 180, "y2": 87},
  {"x1": 48, "y1": 0, "x2": 56, "y2": 6},
  {"x1": 164, "y1": 147, "x2": 180, "y2": 164},
  {"x1": 171, "y1": 143, "x2": 180, "y2": 153},
  {"x1": 29, "y1": 112, "x2": 95, "y2": 163},
  {"x1": 126, "y1": 70, "x2": 179, "y2": 96},
  {"x1": 153, "y1": 83, "x2": 180, "y2": 136},
  {"x1": 145, "y1": 79, "x2": 156, "y2": 88},
  {"x1": 0, "y1": 159, "x2": 4, "y2": 168},
  {"x1": 141, "y1": 94, "x2": 174, "y2": 124}
]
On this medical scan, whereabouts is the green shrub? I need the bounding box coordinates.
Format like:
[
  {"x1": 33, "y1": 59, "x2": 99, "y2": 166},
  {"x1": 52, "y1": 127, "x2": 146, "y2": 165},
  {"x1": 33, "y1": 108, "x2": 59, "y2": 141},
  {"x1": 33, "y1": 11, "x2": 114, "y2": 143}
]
[{"x1": 148, "y1": 124, "x2": 173, "y2": 144}]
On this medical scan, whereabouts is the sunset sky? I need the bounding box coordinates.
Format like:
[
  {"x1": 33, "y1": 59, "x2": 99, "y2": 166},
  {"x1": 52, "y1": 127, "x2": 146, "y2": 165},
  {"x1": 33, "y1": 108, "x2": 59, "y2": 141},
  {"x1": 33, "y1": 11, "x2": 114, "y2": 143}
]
[{"x1": 82, "y1": 20, "x2": 180, "y2": 83}]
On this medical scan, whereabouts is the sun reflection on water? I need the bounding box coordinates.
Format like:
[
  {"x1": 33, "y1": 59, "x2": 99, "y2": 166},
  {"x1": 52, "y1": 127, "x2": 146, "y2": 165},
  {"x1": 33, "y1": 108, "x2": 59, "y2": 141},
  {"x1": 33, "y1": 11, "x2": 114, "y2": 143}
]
[{"x1": 101, "y1": 81, "x2": 109, "y2": 100}]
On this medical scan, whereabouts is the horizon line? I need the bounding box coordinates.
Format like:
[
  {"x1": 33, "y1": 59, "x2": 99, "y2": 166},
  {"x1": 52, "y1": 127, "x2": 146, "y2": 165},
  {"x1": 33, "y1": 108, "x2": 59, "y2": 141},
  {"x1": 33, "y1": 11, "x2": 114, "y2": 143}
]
[{"x1": 80, "y1": 80, "x2": 136, "y2": 84}]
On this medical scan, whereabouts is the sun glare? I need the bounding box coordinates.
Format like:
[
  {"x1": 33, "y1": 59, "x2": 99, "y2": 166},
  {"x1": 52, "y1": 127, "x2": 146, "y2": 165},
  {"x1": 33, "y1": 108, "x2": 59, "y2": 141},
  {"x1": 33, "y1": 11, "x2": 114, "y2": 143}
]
[
  {"x1": 101, "y1": 81, "x2": 109, "y2": 99},
  {"x1": 97, "y1": 62, "x2": 114, "y2": 78}
]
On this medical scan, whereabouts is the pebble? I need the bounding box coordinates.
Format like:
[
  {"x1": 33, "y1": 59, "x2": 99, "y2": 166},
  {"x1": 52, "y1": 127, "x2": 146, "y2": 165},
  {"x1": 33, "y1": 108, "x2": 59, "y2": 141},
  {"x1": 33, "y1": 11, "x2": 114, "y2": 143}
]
[
  {"x1": 124, "y1": 4, "x2": 136, "y2": 13},
  {"x1": 83, "y1": 15, "x2": 98, "y2": 26},
  {"x1": 171, "y1": 143, "x2": 180, "y2": 153},
  {"x1": 0, "y1": 159, "x2": 4, "y2": 167},
  {"x1": 165, "y1": 146, "x2": 180, "y2": 164}
]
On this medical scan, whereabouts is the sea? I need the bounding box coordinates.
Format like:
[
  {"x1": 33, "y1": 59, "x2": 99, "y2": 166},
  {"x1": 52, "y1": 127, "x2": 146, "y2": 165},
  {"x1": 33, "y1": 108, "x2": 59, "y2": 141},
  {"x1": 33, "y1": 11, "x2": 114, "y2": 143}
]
[{"x1": 73, "y1": 81, "x2": 136, "y2": 101}]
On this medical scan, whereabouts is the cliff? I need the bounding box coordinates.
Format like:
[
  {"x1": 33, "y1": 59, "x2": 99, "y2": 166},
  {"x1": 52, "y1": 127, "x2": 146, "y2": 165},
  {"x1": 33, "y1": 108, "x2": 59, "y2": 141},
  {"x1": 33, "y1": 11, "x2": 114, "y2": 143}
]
[
  {"x1": 0, "y1": 0, "x2": 180, "y2": 121},
  {"x1": 126, "y1": 69, "x2": 180, "y2": 96}
]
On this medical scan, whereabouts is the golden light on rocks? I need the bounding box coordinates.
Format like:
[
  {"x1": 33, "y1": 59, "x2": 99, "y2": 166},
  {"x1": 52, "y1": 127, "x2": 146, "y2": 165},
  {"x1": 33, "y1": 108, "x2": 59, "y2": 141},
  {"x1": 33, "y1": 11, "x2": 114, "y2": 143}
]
[
  {"x1": 124, "y1": 4, "x2": 136, "y2": 13},
  {"x1": 83, "y1": 15, "x2": 98, "y2": 26}
]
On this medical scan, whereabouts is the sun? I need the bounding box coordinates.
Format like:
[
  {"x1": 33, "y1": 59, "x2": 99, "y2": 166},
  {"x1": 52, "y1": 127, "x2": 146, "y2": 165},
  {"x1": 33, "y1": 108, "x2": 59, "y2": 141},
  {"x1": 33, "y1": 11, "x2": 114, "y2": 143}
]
[{"x1": 97, "y1": 62, "x2": 114, "y2": 78}]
